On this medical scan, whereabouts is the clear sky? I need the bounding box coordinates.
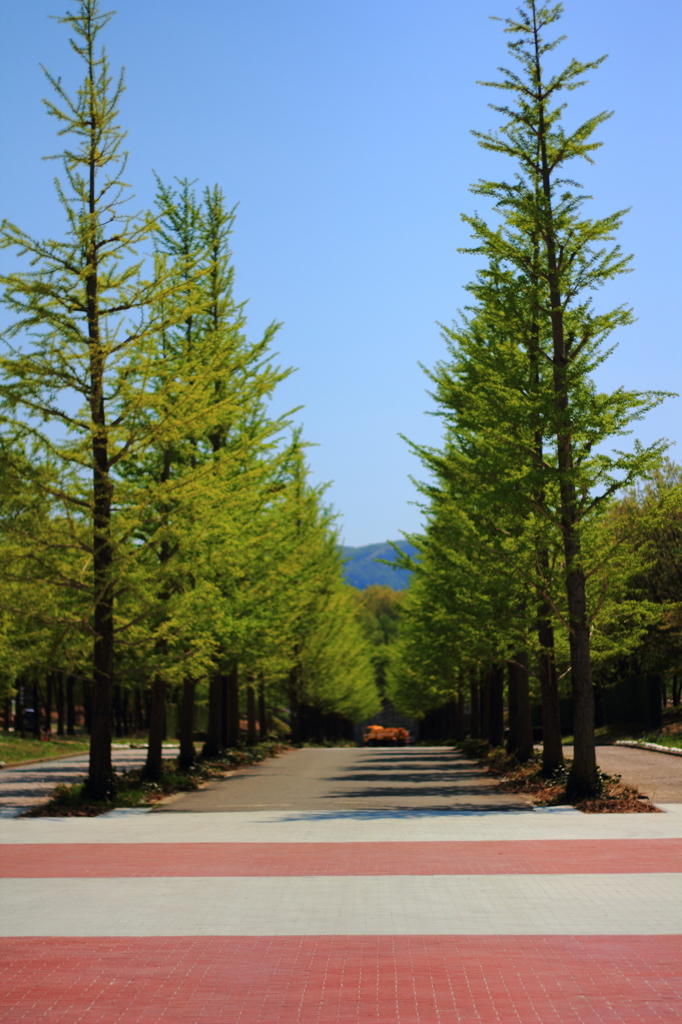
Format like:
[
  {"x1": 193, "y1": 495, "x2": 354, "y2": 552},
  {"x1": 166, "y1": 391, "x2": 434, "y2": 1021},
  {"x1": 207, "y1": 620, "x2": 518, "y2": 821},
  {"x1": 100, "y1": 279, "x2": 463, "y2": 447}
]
[{"x1": 1, "y1": 1, "x2": 680, "y2": 545}]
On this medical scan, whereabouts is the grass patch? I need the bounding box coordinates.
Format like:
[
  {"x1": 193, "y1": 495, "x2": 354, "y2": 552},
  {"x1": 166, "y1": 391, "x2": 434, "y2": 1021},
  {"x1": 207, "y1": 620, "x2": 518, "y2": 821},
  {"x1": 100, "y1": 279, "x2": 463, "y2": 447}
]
[
  {"x1": 0, "y1": 733, "x2": 90, "y2": 765},
  {"x1": 561, "y1": 709, "x2": 682, "y2": 751},
  {"x1": 299, "y1": 740, "x2": 356, "y2": 748},
  {"x1": 636, "y1": 733, "x2": 682, "y2": 750},
  {"x1": 635, "y1": 707, "x2": 682, "y2": 749},
  {"x1": 559, "y1": 724, "x2": 634, "y2": 746},
  {"x1": 23, "y1": 739, "x2": 289, "y2": 817},
  {"x1": 456, "y1": 738, "x2": 660, "y2": 813}
]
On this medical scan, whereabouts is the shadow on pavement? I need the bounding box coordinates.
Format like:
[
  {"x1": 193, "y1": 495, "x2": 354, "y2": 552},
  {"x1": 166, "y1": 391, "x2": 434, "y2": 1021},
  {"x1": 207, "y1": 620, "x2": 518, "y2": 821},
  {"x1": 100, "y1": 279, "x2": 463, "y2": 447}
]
[
  {"x1": 265, "y1": 806, "x2": 532, "y2": 820},
  {"x1": 329, "y1": 771, "x2": 486, "y2": 783}
]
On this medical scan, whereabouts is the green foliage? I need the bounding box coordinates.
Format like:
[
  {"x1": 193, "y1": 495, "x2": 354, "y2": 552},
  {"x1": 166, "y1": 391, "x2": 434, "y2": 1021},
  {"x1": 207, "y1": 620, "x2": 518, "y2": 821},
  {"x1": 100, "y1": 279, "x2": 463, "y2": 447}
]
[
  {"x1": 392, "y1": 3, "x2": 671, "y2": 794},
  {"x1": 588, "y1": 463, "x2": 682, "y2": 676},
  {"x1": 352, "y1": 585, "x2": 405, "y2": 698},
  {"x1": 0, "y1": 0, "x2": 379, "y2": 785}
]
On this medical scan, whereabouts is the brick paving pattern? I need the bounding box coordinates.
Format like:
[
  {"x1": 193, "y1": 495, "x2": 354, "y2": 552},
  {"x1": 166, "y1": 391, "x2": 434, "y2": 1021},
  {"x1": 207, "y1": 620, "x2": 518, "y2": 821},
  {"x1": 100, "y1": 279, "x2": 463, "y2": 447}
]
[
  {"x1": 3, "y1": 837, "x2": 680, "y2": 876},
  {"x1": 0, "y1": 747, "x2": 680, "y2": 1021},
  {"x1": 2, "y1": 936, "x2": 681, "y2": 1023}
]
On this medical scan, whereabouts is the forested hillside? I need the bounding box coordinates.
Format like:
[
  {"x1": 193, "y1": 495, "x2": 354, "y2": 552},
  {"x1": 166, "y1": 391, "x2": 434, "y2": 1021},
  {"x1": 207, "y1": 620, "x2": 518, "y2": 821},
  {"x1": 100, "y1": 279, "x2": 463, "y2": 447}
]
[{"x1": 341, "y1": 541, "x2": 415, "y2": 590}]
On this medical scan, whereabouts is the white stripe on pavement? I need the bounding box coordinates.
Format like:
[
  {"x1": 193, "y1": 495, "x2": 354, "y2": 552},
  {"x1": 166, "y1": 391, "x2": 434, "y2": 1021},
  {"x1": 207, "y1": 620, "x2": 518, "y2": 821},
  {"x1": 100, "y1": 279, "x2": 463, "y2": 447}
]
[
  {"x1": 1, "y1": 806, "x2": 681, "y2": 844},
  {"x1": 2, "y1": 873, "x2": 680, "y2": 936}
]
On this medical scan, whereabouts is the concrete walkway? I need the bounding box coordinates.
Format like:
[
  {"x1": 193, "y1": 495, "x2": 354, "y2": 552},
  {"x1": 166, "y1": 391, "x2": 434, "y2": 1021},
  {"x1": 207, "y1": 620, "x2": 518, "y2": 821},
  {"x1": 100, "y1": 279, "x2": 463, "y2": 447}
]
[{"x1": 165, "y1": 746, "x2": 531, "y2": 813}]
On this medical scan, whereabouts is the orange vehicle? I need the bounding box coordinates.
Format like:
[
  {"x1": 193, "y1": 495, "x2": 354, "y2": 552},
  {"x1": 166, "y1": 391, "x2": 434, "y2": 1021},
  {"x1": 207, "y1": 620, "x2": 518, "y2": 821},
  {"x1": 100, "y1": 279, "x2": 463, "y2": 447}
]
[{"x1": 363, "y1": 724, "x2": 409, "y2": 746}]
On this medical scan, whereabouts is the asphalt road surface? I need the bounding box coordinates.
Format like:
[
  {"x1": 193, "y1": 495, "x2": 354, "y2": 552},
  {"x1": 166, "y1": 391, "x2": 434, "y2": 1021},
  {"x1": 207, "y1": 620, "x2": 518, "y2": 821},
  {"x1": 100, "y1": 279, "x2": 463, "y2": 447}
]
[{"x1": 163, "y1": 746, "x2": 532, "y2": 813}]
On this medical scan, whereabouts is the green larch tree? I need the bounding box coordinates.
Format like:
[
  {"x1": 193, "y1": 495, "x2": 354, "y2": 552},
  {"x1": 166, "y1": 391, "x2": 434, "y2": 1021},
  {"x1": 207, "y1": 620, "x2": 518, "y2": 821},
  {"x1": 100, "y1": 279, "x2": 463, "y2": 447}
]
[
  {"x1": 460, "y1": 0, "x2": 669, "y2": 794},
  {"x1": 0, "y1": 0, "x2": 201, "y2": 798}
]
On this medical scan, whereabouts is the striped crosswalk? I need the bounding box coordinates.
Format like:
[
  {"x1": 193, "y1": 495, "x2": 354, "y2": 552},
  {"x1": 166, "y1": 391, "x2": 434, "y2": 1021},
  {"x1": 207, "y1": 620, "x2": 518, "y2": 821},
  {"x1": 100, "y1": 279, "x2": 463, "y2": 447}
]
[{"x1": 1, "y1": 804, "x2": 681, "y2": 1020}]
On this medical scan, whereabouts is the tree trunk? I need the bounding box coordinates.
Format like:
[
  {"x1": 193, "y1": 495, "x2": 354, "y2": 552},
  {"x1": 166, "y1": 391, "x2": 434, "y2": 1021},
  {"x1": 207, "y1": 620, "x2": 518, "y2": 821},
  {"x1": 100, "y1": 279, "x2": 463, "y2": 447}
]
[
  {"x1": 81, "y1": 47, "x2": 116, "y2": 799},
  {"x1": 507, "y1": 661, "x2": 518, "y2": 755},
  {"x1": 565, "y1": 563, "x2": 597, "y2": 797},
  {"x1": 536, "y1": 80, "x2": 597, "y2": 795},
  {"x1": 178, "y1": 677, "x2": 196, "y2": 771},
  {"x1": 447, "y1": 700, "x2": 456, "y2": 740},
  {"x1": 469, "y1": 667, "x2": 480, "y2": 738},
  {"x1": 646, "y1": 673, "x2": 662, "y2": 730},
  {"x1": 489, "y1": 664, "x2": 504, "y2": 748},
  {"x1": 86, "y1": 466, "x2": 115, "y2": 797},
  {"x1": 480, "y1": 669, "x2": 490, "y2": 741},
  {"x1": 246, "y1": 680, "x2": 257, "y2": 745},
  {"x1": 113, "y1": 685, "x2": 123, "y2": 738},
  {"x1": 543, "y1": 210, "x2": 597, "y2": 786},
  {"x1": 32, "y1": 682, "x2": 41, "y2": 738},
  {"x1": 202, "y1": 671, "x2": 223, "y2": 759},
  {"x1": 16, "y1": 682, "x2": 25, "y2": 737},
  {"x1": 455, "y1": 687, "x2": 466, "y2": 741},
  {"x1": 227, "y1": 663, "x2": 240, "y2": 748},
  {"x1": 134, "y1": 688, "x2": 143, "y2": 733},
  {"x1": 537, "y1": 610, "x2": 564, "y2": 776},
  {"x1": 528, "y1": 277, "x2": 564, "y2": 774},
  {"x1": 83, "y1": 682, "x2": 92, "y2": 734},
  {"x1": 515, "y1": 652, "x2": 533, "y2": 762},
  {"x1": 144, "y1": 674, "x2": 166, "y2": 782},
  {"x1": 258, "y1": 677, "x2": 268, "y2": 740},
  {"x1": 121, "y1": 688, "x2": 129, "y2": 735},
  {"x1": 3, "y1": 696, "x2": 10, "y2": 731},
  {"x1": 289, "y1": 665, "x2": 301, "y2": 745},
  {"x1": 66, "y1": 676, "x2": 76, "y2": 736},
  {"x1": 44, "y1": 673, "x2": 53, "y2": 737},
  {"x1": 56, "y1": 672, "x2": 65, "y2": 736},
  {"x1": 220, "y1": 672, "x2": 229, "y2": 750}
]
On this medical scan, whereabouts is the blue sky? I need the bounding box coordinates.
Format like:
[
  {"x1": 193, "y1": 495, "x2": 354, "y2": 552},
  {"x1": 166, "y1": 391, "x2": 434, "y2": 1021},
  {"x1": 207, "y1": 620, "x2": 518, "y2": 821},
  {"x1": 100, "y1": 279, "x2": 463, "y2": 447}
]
[{"x1": 1, "y1": 1, "x2": 680, "y2": 545}]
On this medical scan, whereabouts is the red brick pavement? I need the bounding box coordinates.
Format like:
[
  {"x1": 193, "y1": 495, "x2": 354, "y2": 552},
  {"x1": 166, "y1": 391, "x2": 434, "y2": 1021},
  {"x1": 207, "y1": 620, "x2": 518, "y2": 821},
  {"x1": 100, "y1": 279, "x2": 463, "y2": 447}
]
[
  {"x1": 3, "y1": 838, "x2": 681, "y2": 877},
  {"x1": 1, "y1": 935, "x2": 680, "y2": 1023}
]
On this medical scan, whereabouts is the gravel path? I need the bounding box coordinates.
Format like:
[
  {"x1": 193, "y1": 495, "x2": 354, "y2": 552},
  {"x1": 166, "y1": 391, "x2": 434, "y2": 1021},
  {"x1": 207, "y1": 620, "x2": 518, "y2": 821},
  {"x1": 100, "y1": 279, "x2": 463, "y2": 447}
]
[{"x1": 574, "y1": 744, "x2": 682, "y2": 803}]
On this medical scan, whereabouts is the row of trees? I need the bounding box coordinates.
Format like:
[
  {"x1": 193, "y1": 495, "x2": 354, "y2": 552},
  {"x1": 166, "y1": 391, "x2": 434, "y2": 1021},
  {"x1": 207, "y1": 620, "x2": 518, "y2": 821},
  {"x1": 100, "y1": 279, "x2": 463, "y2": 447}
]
[
  {"x1": 0, "y1": 0, "x2": 379, "y2": 797},
  {"x1": 389, "y1": 0, "x2": 675, "y2": 796}
]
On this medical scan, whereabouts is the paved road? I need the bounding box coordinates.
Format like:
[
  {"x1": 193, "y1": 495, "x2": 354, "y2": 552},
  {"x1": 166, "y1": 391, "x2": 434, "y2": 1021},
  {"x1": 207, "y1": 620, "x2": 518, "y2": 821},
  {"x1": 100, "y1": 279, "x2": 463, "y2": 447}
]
[
  {"x1": 5, "y1": 741, "x2": 679, "y2": 815},
  {"x1": 0, "y1": 746, "x2": 178, "y2": 811},
  {"x1": 164, "y1": 745, "x2": 532, "y2": 813},
  {"x1": 588, "y1": 745, "x2": 682, "y2": 803}
]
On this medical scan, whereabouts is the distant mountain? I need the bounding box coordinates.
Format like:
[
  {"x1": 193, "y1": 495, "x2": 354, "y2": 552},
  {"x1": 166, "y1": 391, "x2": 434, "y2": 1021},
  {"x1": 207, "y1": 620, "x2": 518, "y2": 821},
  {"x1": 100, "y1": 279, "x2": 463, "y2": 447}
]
[{"x1": 340, "y1": 540, "x2": 416, "y2": 590}]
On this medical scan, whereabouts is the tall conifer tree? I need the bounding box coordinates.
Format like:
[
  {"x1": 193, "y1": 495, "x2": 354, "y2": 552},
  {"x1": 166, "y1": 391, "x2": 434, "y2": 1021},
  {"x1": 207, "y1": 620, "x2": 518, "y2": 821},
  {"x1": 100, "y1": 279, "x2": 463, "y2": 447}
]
[
  {"x1": 457, "y1": 0, "x2": 667, "y2": 794},
  {"x1": 0, "y1": 1, "x2": 200, "y2": 798}
]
